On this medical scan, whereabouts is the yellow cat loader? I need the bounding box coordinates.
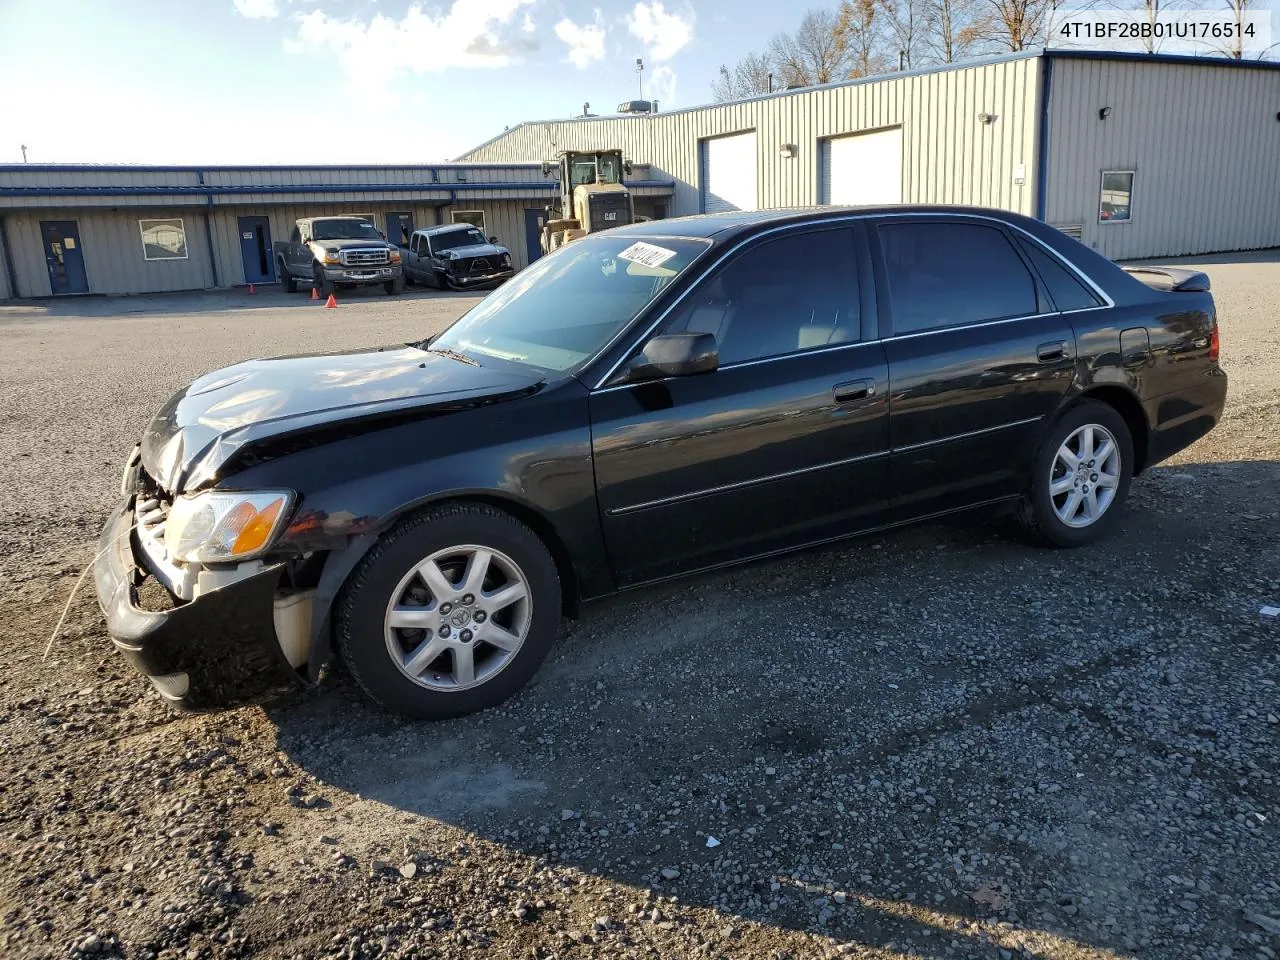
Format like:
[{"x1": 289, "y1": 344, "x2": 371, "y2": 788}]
[{"x1": 539, "y1": 149, "x2": 635, "y2": 255}]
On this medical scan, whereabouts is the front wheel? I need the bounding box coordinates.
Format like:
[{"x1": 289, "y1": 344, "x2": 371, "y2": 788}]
[
  {"x1": 335, "y1": 503, "x2": 561, "y2": 719},
  {"x1": 313, "y1": 264, "x2": 332, "y2": 297},
  {"x1": 385, "y1": 275, "x2": 405, "y2": 295},
  {"x1": 1017, "y1": 400, "x2": 1133, "y2": 547}
]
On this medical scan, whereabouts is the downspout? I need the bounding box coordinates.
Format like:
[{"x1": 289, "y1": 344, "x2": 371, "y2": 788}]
[
  {"x1": 0, "y1": 215, "x2": 18, "y2": 299},
  {"x1": 1034, "y1": 54, "x2": 1053, "y2": 221},
  {"x1": 198, "y1": 170, "x2": 219, "y2": 287}
]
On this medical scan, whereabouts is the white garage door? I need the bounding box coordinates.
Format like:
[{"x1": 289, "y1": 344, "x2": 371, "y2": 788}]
[
  {"x1": 822, "y1": 127, "x2": 903, "y2": 206},
  {"x1": 700, "y1": 132, "x2": 758, "y2": 213}
]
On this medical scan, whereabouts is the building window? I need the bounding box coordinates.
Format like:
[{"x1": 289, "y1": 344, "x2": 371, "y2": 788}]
[
  {"x1": 1099, "y1": 171, "x2": 1134, "y2": 224},
  {"x1": 139, "y1": 218, "x2": 188, "y2": 260},
  {"x1": 451, "y1": 210, "x2": 486, "y2": 232}
]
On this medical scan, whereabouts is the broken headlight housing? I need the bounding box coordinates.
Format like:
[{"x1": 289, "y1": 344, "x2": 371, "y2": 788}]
[{"x1": 165, "y1": 490, "x2": 294, "y2": 564}]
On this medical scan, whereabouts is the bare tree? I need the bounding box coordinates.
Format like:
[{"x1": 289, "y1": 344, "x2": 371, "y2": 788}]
[
  {"x1": 923, "y1": 0, "x2": 987, "y2": 61},
  {"x1": 769, "y1": 8, "x2": 855, "y2": 87},
  {"x1": 980, "y1": 0, "x2": 1052, "y2": 50},
  {"x1": 711, "y1": 52, "x2": 775, "y2": 101},
  {"x1": 836, "y1": 0, "x2": 891, "y2": 76},
  {"x1": 880, "y1": 0, "x2": 923, "y2": 68}
]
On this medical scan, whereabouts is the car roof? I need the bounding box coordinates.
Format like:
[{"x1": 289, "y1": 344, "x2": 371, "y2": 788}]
[
  {"x1": 610, "y1": 205, "x2": 1041, "y2": 241},
  {"x1": 415, "y1": 223, "x2": 479, "y2": 235}
]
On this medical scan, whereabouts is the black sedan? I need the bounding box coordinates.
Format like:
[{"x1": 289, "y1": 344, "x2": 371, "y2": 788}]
[{"x1": 95, "y1": 207, "x2": 1227, "y2": 719}]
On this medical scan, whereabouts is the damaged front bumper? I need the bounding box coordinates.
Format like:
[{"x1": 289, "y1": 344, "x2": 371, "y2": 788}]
[{"x1": 94, "y1": 497, "x2": 303, "y2": 708}]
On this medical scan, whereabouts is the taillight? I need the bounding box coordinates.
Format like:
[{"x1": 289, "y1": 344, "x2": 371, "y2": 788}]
[{"x1": 1208, "y1": 324, "x2": 1220, "y2": 362}]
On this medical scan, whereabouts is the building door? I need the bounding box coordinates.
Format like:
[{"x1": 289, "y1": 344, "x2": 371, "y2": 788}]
[
  {"x1": 40, "y1": 220, "x2": 88, "y2": 294},
  {"x1": 385, "y1": 212, "x2": 414, "y2": 247},
  {"x1": 822, "y1": 128, "x2": 903, "y2": 205},
  {"x1": 699, "y1": 131, "x2": 757, "y2": 213},
  {"x1": 237, "y1": 216, "x2": 274, "y2": 284},
  {"x1": 524, "y1": 208, "x2": 544, "y2": 264}
]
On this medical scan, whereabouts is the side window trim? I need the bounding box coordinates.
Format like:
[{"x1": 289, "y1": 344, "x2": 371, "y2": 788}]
[{"x1": 871, "y1": 216, "x2": 1046, "y2": 339}]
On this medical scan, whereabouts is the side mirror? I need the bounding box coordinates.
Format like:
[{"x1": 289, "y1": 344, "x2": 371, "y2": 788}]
[
  {"x1": 624, "y1": 333, "x2": 718, "y2": 383},
  {"x1": 488, "y1": 235, "x2": 498, "y2": 244},
  {"x1": 623, "y1": 160, "x2": 633, "y2": 176}
]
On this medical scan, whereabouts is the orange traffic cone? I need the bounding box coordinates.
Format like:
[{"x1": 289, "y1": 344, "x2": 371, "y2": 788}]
[
  {"x1": 324, "y1": 294, "x2": 337, "y2": 309},
  {"x1": 311, "y1": 286, "x2": 320, "y2": 301},
  {"x1": 248, "y1": 283, "x2": 256, "y2": 295}
]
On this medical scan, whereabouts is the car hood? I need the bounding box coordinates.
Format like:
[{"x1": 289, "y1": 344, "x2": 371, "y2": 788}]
[
  {"x1": 313, "y1": 237, "x2": 393, "y2": 250},
  {"x1": 141, "y1": 345, "x2": 539, "y2": 493},
  {"x1": 441, "y1": 243, "x2": 508, "y2": 259}
]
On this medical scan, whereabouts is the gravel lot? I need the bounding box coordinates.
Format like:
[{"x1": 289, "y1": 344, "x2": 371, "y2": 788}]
[{"x1": 1, "y1": 259, "x2": 1277, "y2": 960}]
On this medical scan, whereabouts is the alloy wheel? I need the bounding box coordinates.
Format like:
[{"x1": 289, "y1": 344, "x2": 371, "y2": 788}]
[
  {"x1": 1049, "y1": 423, "x2": 1122, "y2": 528},
  {"x1": 383, "y1": 544, "x2": 532, "y2": 691}
]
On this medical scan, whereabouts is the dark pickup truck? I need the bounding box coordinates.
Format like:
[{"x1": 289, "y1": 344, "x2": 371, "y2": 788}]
[{"x1": 273, "y1": 217, "x2": 404, "y2": 296}]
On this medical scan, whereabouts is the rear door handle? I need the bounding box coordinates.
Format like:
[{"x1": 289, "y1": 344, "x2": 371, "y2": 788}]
[
  {"x1": 833, "y1": 378, "x2": 875, "y2": 404},
  {"x1": 1037, "y1": 340, "x2": 1069, "y2": 363}
]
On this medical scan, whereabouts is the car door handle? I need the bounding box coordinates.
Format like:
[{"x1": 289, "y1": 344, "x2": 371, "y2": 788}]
[
  {"x1": 833, "y1": 379, "x2": 875, "y2": 403},
  {"x1": 1037, "y1": 340, "x2": 1069, "y2": 363}
]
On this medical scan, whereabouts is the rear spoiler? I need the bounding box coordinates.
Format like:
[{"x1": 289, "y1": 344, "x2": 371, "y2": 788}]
[{"x1": 1121, "y1": 266, "x2": 1211, "y2": 292}]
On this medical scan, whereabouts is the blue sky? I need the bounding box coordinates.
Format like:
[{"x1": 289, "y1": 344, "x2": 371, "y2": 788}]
[{"x1": 0, "y1": 0, "x2": 799, "y2": 165}]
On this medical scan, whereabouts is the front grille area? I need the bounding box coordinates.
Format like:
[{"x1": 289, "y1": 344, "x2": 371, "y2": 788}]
[
  {"x1": 133, "y1": 482, "x2": 197, "y2": 599},
  {"x1": 454, "y1": 256, "x2": 503, "y2": 277},
  {"x1": 341, "y1": 248, "x2": 390, "y2": 267}
]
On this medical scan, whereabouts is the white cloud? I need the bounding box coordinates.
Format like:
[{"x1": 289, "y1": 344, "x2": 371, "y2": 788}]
[
  {"x1": 554, "y1": 11, "x2": 606, "y2": 69},
  {"x1": 649, "y1": 64, "x2": 677, "y2": 107},
  {"x1": 233, "y1": 0, "x2": 282, "y2": 18},
  {"x1": 626, "y1": 2, "x2": 693, "y2": 61},
  {"x1": 289, "y1": 0, "x2": 538, "y2": 77},
  {"x1": 522, "y1": 12, "x2": 535, "y2": 33}
]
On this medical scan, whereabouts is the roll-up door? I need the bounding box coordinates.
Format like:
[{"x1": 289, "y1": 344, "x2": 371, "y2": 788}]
[
  {"x1": 821, "y1": 128, "x2": 903, "y2": 206},
  {"x1": 700, "y1": 132, "x2": 758, "y2": 213}
]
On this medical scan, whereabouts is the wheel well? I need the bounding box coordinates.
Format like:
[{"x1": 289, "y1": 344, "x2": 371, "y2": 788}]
[
  {"x1": 1078, "y1": 385, "x2": 1150, "y2": 473},
  {"x1": 401, "y1": 494, "x2": 580, "y2": 618}
]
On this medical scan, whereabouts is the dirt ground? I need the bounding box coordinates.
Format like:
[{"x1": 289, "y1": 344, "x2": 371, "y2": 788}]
[{"x1": 0, "y1": 262, "x2": 1277, "y2": 960}]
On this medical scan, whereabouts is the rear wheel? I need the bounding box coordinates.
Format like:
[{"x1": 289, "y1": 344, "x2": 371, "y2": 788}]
[
  {"x1": 1017, "y1": 400, "x2": 1133, "y2": 547},
  {"x1": 279, "y1": 262, "x2": 297, "y2": 293},
  {"x1": 336, "y1": 503, "x2": 561, "y2": 719}
]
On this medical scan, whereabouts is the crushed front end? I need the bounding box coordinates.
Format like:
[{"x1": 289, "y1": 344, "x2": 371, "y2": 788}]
[{"x1": 93, "y1": 447, "x2": 309, "y2": 708}]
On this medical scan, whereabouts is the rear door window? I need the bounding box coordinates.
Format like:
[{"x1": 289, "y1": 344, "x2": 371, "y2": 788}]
[
  {"x1": 1016, "y1": 238, "x2": 1104, "y2": 311},
  {"x1": 878, "y1": 221, "x2": 1038, "y2": 334}
]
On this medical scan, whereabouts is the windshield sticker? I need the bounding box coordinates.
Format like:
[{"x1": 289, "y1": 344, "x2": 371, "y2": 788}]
[{"x1": 617, "y1": 241, "x2": 677, "y2": 269}]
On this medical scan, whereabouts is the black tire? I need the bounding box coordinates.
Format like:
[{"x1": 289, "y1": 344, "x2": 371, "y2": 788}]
[
  {"x1": 335, "y1": 502, "x2": 561, "y2": 720},
  {"x1": 1017, "y1": 399, "x2": 1134, "y2": 548},
  {"x1": 385, "y1": 275, "x2": 405, "y2": 295},
  {"x1": 403, "y1": 268, "x2": 415, "y2": 287},
  {"x1": 313, "y1": 264, "x2": 332, "y2": 297},
  {"x1": 279, "y1": 262, "x2": 297, "y2": 293}
]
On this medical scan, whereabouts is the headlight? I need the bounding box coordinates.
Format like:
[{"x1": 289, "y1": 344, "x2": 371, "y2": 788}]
[
  {"x1": 389, "y1": 249, "x2": 402, "y2": 263},
  {"x1": 502, "y1": 253, "x2": 512, "y2": 267},
  {"x1": 320, "y1": 248, "x2": 340, "y2": 265},
  {"x1": 165, "y1": 490, "x2": 294, "y2": 564}
]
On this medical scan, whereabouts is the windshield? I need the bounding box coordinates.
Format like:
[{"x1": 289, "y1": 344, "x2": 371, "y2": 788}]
[
  {"x1": 312, "y1": 219, "x2": 383, "y2": 241},
  {"x1": 431, "y1": 228, "x2": 488, "y2": 252},
  {"x1": 430, "y1": 235, "x2": 709, "y2": 374}
]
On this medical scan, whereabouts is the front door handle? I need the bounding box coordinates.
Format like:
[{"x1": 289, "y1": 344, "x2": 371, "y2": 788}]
[
  {"x1": 1037, "y1": 340, "x2": 1069, "y2": 363},
  {"x1": 833, "y1": 378, "x2": 875, "y2": 403}
]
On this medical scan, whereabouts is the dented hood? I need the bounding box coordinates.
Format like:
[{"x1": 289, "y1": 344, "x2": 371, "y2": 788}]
[{"x1": 141, "y1": 344, "x2": 539, "y2": 492}]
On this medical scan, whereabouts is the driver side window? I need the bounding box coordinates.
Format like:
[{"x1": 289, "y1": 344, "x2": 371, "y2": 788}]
[{"x1": 662, "y1": 228, "x2": 860, "y2": 366}]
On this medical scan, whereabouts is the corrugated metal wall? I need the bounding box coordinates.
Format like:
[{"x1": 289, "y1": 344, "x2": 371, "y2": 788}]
[
  {"x1": 5, "y1": 208, "x2": 215, "y2": 297},
  {"x1": 0, "y1": 218, "x2": 12, "y2": 300},
  {"x1": 460, "y1": 57, "x2": 1042, "y2": 217},
  {"x1": 1045, "y1": 59, "x2": 1280, "y2": 259}
]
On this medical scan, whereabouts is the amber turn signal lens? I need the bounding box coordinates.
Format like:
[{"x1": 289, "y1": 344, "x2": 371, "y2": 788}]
[{"x1": 231, "y1": 497, "x2": 286, "y2": 556}]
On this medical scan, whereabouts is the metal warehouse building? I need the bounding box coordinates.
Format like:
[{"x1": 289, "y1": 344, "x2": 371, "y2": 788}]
[
  {"x1": 1, "y1": 48, "x2": 1276, "y2": 300},
  {"x1": 0, "y1": 163, "x2": 674, "y2": 299},
  {"x1": 462, "y1": 49, "x2": 1280, "y2": 262}
]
